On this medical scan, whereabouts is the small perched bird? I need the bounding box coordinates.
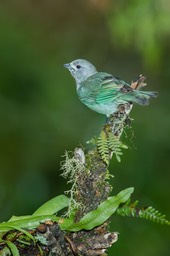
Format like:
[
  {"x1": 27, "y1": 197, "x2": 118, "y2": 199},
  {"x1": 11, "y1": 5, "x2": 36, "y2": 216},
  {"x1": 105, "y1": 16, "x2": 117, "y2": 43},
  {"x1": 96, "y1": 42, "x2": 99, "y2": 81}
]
[{"x1": 64, "y1": 59, "x2": 158, "y2": 116}]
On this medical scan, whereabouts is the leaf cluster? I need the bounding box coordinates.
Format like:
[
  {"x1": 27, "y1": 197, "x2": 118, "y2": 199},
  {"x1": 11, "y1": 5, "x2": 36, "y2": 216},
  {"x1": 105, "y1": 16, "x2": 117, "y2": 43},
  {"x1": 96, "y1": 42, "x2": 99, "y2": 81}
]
[{"x1": 0, "y1": 188, "x2": 134, "y2": 255}]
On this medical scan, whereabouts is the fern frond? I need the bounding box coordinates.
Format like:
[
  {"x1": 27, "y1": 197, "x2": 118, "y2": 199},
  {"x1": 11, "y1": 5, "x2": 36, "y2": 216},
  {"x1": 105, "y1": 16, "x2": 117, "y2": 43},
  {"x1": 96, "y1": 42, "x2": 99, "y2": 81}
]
[
  {"x1": 108, "y1": 133, "x2": 122, "y2": 162},
  {"x1": 97, "y1": 131, "x2": 110, "y2": 165},
  {"x1": 117, "y1": 202, "x2": 170, "y2": 225},
  {"x1": 97, "y1": 131, "x2": 128, "y2": 164},
  {"x1": 108, "y1": 132, "x2": 128, "y2": 162},
  {"x1": 139, "y1": 206, "x2": 170, "y2": 225}
]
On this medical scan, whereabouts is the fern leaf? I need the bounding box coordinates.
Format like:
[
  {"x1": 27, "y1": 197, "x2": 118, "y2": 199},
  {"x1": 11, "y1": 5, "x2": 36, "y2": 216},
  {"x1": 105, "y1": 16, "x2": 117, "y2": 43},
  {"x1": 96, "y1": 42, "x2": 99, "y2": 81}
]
[
  {"x1": 117, "y1": 202, "x2": 170, "y2": 225},
  {"x1": 139, "y1": 206, "x2": 170, "y2": 225},
  {"x1": 107, "y1": 132, "x2": 127, "y2": 162},
  {"x1": 97, "y1": 131, "x2": 110, "y2": 165}
]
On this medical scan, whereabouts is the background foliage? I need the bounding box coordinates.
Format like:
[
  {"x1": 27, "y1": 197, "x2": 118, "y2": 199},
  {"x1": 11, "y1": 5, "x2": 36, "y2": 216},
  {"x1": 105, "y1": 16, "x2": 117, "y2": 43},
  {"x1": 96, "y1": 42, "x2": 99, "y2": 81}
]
[{"x1": 0, "y1": 0, "x2": 169, "y2": 255}]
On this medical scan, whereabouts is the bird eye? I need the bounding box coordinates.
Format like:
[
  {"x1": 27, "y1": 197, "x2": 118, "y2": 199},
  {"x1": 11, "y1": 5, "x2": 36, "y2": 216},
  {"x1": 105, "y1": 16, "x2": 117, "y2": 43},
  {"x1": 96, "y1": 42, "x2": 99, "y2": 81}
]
[{"x1": 76, "y1": 65, "x2": 81, "y2": 69}]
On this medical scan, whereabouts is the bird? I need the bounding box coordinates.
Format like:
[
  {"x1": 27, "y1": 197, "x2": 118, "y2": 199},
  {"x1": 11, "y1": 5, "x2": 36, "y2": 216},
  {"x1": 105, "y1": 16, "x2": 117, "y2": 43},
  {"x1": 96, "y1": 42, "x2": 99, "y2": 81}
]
[{"x1": 64, "y1": 59, "x2": 158, "y2": 117}]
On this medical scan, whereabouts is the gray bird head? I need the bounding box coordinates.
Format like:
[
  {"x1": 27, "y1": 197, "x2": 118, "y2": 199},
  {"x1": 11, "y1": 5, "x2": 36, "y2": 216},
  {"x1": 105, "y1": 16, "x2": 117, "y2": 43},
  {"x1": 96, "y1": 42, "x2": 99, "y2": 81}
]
[{"x1": 64, "y1": 59, "x2": 97, "y2": 89}]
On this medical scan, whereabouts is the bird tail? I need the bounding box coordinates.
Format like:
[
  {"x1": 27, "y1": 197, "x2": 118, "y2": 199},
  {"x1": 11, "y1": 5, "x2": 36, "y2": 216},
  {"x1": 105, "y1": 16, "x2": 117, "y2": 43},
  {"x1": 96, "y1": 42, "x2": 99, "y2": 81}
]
[{"x1": 130, "y1": 90, "x2": 158, "y2": 105}]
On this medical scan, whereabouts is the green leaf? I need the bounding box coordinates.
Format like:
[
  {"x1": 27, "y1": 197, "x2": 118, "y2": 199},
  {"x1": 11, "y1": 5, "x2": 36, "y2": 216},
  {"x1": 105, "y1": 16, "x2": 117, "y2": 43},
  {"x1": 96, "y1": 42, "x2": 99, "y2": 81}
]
[
  {"x1": 32, "y1": 195, "x2": 69, "y2": 216},
  {"x1": 4, "y1": 225, "x2": 35, "y2": 243},
  {"x1": 0, "y1": 215, "x2": 60, "y2": 232},
  {"x1": 0, "y1": 246, "x2": 11, "y2": 256},
  {"x1": 60, "y1": 187, "x2": 134, "y2": 231},
  {"x1": 0, "y1": 189, "x2": 135, "y2": 234},
  {"x1": 5, "y1": 241, "x2": 19, "y2": 256},
  {"x1": 8, "y1": 215, "x2": 32, "y2": 222}
]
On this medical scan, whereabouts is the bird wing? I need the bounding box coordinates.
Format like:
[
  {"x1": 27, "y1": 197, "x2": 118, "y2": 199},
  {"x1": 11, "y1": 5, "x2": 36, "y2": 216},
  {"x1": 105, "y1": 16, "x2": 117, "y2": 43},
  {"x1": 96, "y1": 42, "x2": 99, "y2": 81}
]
[
  {"x1": 93, "y1": 73, "x2": 133, "y2": 104},
  {"x1": 79, "y1": 72, "x2": 133, "y2": 104}
]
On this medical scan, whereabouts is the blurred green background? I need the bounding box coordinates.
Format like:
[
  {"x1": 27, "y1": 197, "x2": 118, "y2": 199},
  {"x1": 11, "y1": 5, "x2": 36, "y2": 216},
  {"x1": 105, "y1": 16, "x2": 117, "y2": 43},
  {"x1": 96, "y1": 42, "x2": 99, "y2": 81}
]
[{"x1": 0, "y1": 0, "x2": 169, "y2": 255}]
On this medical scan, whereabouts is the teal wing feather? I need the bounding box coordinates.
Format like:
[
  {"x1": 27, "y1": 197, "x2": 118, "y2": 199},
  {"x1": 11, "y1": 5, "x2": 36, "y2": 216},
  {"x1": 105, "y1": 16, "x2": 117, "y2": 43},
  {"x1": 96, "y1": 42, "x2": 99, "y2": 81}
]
[
  {"x1": 79, "y1": 72, "x2": 130, "y2": 104},
  {"x1": 96, "y1": 83, "x2": 122, "y2": 104}
]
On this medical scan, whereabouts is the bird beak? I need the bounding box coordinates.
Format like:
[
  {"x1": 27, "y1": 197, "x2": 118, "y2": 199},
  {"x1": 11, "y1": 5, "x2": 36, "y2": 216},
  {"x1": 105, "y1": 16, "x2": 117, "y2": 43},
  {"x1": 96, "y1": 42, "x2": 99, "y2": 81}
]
[{"x1": 64, "y1": 63, "x2": 71, "y2": 69}]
